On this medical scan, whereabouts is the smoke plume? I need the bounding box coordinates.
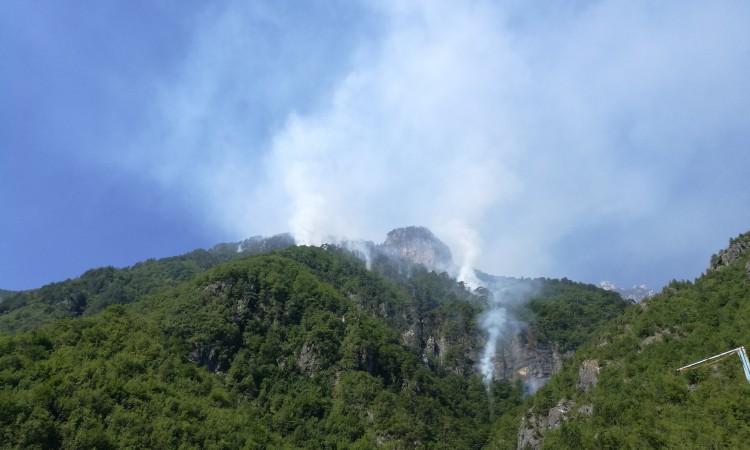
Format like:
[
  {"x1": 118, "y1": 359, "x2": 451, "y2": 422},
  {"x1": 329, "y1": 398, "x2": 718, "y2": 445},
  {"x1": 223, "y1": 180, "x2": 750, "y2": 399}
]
[
  {"x1": 116, "y1": 0, "x2": 750, "y2": 385},
  {"x1": 127, "y1": 0, "x2": 750, "y2": 289}
]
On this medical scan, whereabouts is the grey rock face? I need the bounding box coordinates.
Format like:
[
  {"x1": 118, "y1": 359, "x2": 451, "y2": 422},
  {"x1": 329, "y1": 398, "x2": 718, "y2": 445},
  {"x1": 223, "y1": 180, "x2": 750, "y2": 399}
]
[
  {"x1": 404, "y1": 320, "x2": 480, "y2": 376},
  {"x1": 381, "y1": 226, "x2": 453, "y2": 271},
  {"x1": 401, "y1": 328, "x2": 418, "y2": 348},
  {"x1": 517, "y1": 400, "x2": 576, "y2": 450},
  {"x1": 517, "y1": 414, "x2": 542, "y2": 450},
  {"x1": 188, "y1": 343, "x2": 224, "y2": 373},
  {"x1": 640, "y1": 329, "x2": 670, "y2": 350},
  {"x1": 599, "y1": 281, "x2": 655, "y2": 302},
  {"x1": 710, "y1": 231, "x2": 750, "y2": 272},
  {"x1": 493, "y1": 329, "x2": 567, "y2": 389},
  {"x1": 422, "y1": 336, "x2": 438, "y2": 364},
  {"x1": 297, "y1": 342, "x2": 318, "y2": 375},
  {"x1": 577, "y1": 359, "x2": 600, "y2": 393}
]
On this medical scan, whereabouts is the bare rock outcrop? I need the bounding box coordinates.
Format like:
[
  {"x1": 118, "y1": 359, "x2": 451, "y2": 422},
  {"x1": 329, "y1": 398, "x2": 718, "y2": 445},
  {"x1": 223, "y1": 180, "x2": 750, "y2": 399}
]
[
  {"x1": 640, "y1": 328, "x2": 672, "y2": 350},
  {"x1": 493, "y1": 329, "x2": 569, "y2": 389},
  {"x1": 710, "y1": 231, "x2": 750, "y2": 272},
  {"x1": 188, "y1": 343, "x2": 224, "y2": 373},
  {"x1": 577, "y1": 359, "x2": 600, "y2": 393},
  {"x1": 517, "y1": 400, "x2": 575, "y2": 450},
  {"x1": 297, "y1": 342, "x2": 318, "y2": 375},
  {"x1": 381, "y1": 226, "x2": 453, "y2": 271},
  {"x1": 422, "y1": 335, "x2": 439, "y2": 364}
]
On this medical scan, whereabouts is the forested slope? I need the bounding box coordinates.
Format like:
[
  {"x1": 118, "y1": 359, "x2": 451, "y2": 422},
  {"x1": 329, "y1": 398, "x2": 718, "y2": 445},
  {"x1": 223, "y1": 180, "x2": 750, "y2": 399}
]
[
  {"x1": 490, "y1": 231, "x2": 750, "y2": 449},
  {"x1": 1, "y1": 248, "x2": 518, "y2": 448},
  {"x1": 0, "y1": 230, "x2": 633, "y2": 448},
  {"x1": 0, "y1": 235, "x2": 293, "y2": 334}
]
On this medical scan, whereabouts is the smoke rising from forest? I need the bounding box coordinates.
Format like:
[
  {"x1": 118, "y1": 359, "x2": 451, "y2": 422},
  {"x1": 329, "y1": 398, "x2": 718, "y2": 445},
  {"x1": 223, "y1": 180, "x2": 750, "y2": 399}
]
[{"x1": 133, "y1": 0, "x2": 750, "y2": 289}]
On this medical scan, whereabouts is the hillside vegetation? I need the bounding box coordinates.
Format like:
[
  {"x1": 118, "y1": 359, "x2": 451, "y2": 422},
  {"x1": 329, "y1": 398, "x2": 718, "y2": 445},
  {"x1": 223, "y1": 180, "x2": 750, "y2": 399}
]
[
  {"x1": 0, "y1": 241, "x2": 630, "y2": 449},
  {"x1": 0, "y1": 248, "x2": 518, "y2": 448},
  {"x1": 0, "y1": 234, "x2": 295, "y2": 334},
  {"x1": 490, "y1": 232, "x2": 750, "y2": 449}
]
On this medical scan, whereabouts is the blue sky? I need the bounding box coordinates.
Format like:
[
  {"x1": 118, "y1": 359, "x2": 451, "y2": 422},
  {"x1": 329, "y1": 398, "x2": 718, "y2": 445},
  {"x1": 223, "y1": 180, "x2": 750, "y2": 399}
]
[{"x1": 2, "y1": 0, "x2": 750, "y2": 291}]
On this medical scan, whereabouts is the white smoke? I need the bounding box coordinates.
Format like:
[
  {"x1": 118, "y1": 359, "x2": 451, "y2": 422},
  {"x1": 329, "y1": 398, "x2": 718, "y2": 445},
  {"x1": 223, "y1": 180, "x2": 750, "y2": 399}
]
[
  {"x1": 524, "y1": 377, "x2": 544, "y2": 395},
  {"x1": 340, "y1": 239, "x2": 375, "y2": 270},
  {"x1": 479, "y1": 306, "x2": 507, "y2": 385},
  {"x1": 476, "y1": 276, "x2": 542, "y2": 386},
  {"x1": 255, "y1": 0, "x2": 522, "y2": 283},
  {"x1": 438, "y1": 221, "x2": 483, "y2": 289},
  {"x1": 115, "y1": 0, "x2": 750, "y2": 383},
  {"x1": 129, "y1": 0, "x2": 750, "y2": 290}
]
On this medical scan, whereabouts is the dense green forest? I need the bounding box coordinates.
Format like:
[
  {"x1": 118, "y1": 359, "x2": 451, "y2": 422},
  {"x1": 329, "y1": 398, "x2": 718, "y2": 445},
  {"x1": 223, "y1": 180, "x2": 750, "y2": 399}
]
[
  {"x1": 520, "y1": 279, "x2": 628, "y2": 352},
  {"x1": 0, "y1": 234, "x2": 294, "y2": 334},
  {"x1": 0, "y1": 249, "x2": 512, "y2": 448},
  {"x1": 490, "y1": 232, "x2": 750, "y2": 449},
  {"x1": 0, "y1": 237, "x2": 630, "y2": 448}
]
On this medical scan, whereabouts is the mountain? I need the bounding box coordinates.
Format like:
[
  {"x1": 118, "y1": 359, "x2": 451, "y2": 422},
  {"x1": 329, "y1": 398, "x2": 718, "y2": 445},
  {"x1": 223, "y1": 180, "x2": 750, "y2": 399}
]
[
  {"x1": 337, "y1": 227, "x2": 628, "y2": 390},
  {"x1": 490, "y1": 231, "x2": 750, "y2": 449},
  {"x1": 0, "y1": 289, "x2": 14, "y2": 301},
  {"x1": 0, "y1": 228, "x2": 627, "y2": 385},
  {"x1": 380, "y1": 226, "x2": 453, "y2": 271},
  {"x1": 0, "y1": 245, "x2": 512, "y2": 448},
  {"x1": 598, "y1": 281, "x2": 655, "y2": 302},
  {"x1": 0, "y1": 234, "x2": 294, "y2": 333},
  {"x1": 475, "y1": 273, "x2": 627, "y2": 389},
  {"x1": 0, "y1": 226, "x2": 630, "y2": 448}
]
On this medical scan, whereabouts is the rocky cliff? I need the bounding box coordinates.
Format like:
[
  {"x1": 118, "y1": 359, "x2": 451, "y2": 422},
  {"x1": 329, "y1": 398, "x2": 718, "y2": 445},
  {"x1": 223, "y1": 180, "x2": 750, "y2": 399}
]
[
  {"x1": 710, "y1": 231, "x2": 750, "y2": 276},
  {"x1": 492, "y1": 328, "x2": 568, "y2": 390},
  {"x1": 379, "y1": 226, "x2": 453, "y2": 272},
  {"x1": 599, "y1": 281, "x2": 654, "y2": 302},
  {"x1": 230, "y1": 227, "x2": 626, "y2": 394}
]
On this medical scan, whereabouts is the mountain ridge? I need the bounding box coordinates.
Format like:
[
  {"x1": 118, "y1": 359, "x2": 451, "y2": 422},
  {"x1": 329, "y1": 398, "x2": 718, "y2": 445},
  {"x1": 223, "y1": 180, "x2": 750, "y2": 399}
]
[
  {"x1": 0, "y1": 245, "x2": 514, "y2": 448},
  {"x1": 0, "y1": 226, "x2": 632, "y2": 448},
  {"x1": 598, "y1": 281, "x2": 655, "y2": 302},
  {"x1": 489, "y1": 230, "x2": 750, "y2": 449},
  {"x1": 0, "y1": 289, "x2": 14, "y2": 301},
  {"x1": 0, "y1": 227, "x2": 628, "y2": 389}
]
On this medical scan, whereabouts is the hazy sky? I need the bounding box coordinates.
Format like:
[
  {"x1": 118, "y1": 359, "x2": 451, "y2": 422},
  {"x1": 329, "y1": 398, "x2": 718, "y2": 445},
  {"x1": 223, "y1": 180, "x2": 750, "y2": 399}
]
[{"x1": 3, "y1": 0, "x2": 750, "y2": 291}]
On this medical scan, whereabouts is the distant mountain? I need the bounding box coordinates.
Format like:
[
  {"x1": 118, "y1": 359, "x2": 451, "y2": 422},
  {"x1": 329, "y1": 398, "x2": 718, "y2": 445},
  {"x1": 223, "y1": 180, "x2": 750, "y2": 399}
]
[
  {"x1": 0, "y1": 289, "x2": 14, "y2": 301},
  {"x1": 490, "y1": 230, "x2": 750, "y2": 449},
  {"x1": 598, "y1": 281, "x2": 655, "y2": 302}
]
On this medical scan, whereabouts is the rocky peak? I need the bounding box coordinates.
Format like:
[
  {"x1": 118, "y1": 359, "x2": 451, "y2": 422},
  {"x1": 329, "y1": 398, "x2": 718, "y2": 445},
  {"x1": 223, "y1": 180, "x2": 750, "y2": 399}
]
[
  {"x1": 710, "y1": 231, "x2": 750, "y2": 272},
  {"x1": 380, "y1": 226, "x2": 453, "y2": 271},
  {"x1": 598, "y1": 281, "x2": 654, "y2": 302}
]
